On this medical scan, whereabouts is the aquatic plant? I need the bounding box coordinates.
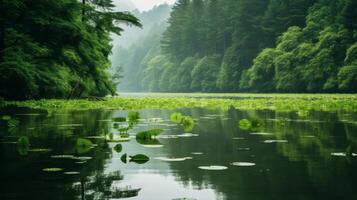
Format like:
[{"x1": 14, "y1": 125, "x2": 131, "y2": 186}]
[
  {"x1": 121, "y1": 153, "x2": 127, "y2": 163},
  {"x1": 170, "y1": 112, "x2": 195, "y2": 131},
  {"x1": 238, "y1": 118, "x2": 264, "y2": 131},
  {"x1": 8, "y1": 94, "x2": 357, "y2": 113},
  {"x1": 76, "y1": 138, "x2": 93, "y2": 147},
  {"x1": 17, "y1": 136, "x2": 30, "y2": 147},
  {"x1": 198, "y1": 166, "x2": 228, "y2": 170},
  {"x1": 136, "y1": 129, "x2": 163, "y2": 140},
  {"x1": 42, "y1": 168, "x2": 63, "y2": 172},
  {"x1": 128, "y1": 111, "x2": 140, "y2": 122},
  {"x1": 181, "y1": 116, "x2": 194, "y2": 132},
  {"x1": 238, "y1": 119, "x2": 251, "y2": 130},
  {"x1": 129, "y1": 154, "x2": 149, "y2": 164},
  {"x1": 76, "y1": 138, "x2": 94, "y2": 153},
  {"x1": 230, "y1": 162, "x2": 256, "y2": 167},
  {"x1": 114, "y1": 144, "x2": 122, "y2": 153},
  {"x1": 170, "y1": 112, "x2": 183, "y2": 123},
  {"x1": 113, "y1": 117, "x2": 126, "y2": 122}
]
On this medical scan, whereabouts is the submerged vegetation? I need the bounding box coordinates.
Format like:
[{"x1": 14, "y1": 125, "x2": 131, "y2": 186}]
[{"x1": 7, "y1": 94, "x2": 357, "y2": 112}]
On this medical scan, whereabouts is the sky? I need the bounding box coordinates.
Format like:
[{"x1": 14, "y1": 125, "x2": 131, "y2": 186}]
[{"x1": 131, "y1": 0, "x2": 176, "y2": 11}]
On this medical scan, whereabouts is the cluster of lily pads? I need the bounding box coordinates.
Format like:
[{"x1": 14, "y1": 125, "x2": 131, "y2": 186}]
[{"x1": 7, "y1": 93, "x2": 357, "y2": 113}]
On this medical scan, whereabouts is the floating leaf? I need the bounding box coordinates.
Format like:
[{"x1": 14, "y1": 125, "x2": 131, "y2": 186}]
[
  {"x1": 128, "y1": 111, "x2": 140, "y2": 121},
  {"x1": 51, "y1": 155, "x2": 75, "y2": 159},
  {"x1": 28, "y1": 148, "x2": 52, "y2": 152},
  {"x1": 177, "y1": 133, "x2": 199, "y2": 137},
  {"x1": 331, "y1": 152, "x2": 346, "y2": 157},
  {"x1": 1, "y1": 115, "x2": 11, "y2": 121},
  {"x1": 239, "y1": 119, "x2": 251, "y2": 130},
  {"x1": 18, "y1": 136, "x2": 30, "y2": 147},
  {"x1": 136, "y1": 129, "x2": 163, "y2": 140},
  {"x1": 263, "y1": 140, "x2": 288, "y2": 143},
  {"x1": 43, "y1": 168, "x2": 63, "y2": 172},
  {"x1": 76, "y1": 138, "x2": 93, "y2": 147},
  {"x1": 112, "y1": 117, "x2": 126, "y2": 122},
  {"x1": 237, "y1": 148, "x2": 250, "y2": 151},
  {"x1": 170, "y1": 112, "x2": 183, "y2": 123},
  {"x1": 141, "y1": 144, "x2": 164, "y2": 148},
  {"x1": 121, "y1": 153, "x2": 127, "y2": 163},
  {"x1": 129, "y1": 154, "x2": 149, "y2": 164},
  {"x1": 114, "y1": 144, "x2": 122, "y2": 153},
  {"x1": 250, "y1": 132, "x2": 274, "y2": 136},
  {"x1": 155, "y1": 157, "x2": 192, "y2": 162},
  {"x1": 231, "y1": 162, "x2": 256, "y2": 166},
  {"x1": 181, "y1": 116, "x2": 194, "y2": 132},
  {"x1": 64, "y1": 172, "x2": 80, "y2": 175},
  {"x1": 198, "y1": 166, "x2": 228, "y2": 170}
]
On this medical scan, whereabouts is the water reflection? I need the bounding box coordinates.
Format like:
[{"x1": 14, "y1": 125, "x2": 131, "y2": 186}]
[{"x1": 0, "y1": 106, "x2": 356, "y2": 200}]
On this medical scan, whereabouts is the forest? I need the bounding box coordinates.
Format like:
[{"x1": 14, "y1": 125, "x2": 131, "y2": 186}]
[
  {"x1": 0, "y1": 0, "x2": 140, "y2": 100},
  {"x1": 120, "y1": 0, "x2": 357, "y2": 93}
]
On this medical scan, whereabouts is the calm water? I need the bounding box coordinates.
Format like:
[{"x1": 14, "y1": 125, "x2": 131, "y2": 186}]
[{"x1": 0, "y1": 106, "x2": 357, "y2": 200}]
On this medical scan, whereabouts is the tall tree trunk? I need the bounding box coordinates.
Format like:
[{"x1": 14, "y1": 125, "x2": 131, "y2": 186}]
[{"x1": 82, "y1": 0, "x2": 86, "y2": 22}]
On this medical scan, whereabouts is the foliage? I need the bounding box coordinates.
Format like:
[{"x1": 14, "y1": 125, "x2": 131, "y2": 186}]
[
  {"x1": 170, "y1": 112, "x2": 183, "y2": 123},
  {"x1": 0, "y1": 0, "x2": 140, "y2": 100},
  {"x1": 129, "y1": 154, "x2": 149, "y2": 164},
  {"x1": 136, "y1": 129, "x2": 163, "y2": 140},
  {"x1": 76, "y1": 138, "x2": 93, "y2": 147},
  {"x1": 115, "y1": 0, "x2": 356, "y2": 93},
  {"x1": 238, "y1": 119, "x2": 251, "y2": 130},
  {"x1": 9, "y1": 94, "x2": 357, "y2": 112},
  {"x1": 112, "y1": 117, "x2": 126, "y2": 122},
  {"x1": 18, "y1": 136, "x2": 30, "y2": 147},
  {"x1": 113, "y1": 144, "x2": 122, "y2": 153}
]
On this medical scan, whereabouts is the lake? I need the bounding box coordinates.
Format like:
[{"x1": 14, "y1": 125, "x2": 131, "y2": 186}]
[{"x1": 0, "y1": 104, "x2": 357, "y2": 200}]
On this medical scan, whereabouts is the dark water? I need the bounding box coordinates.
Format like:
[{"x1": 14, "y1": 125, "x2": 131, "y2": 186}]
[{"x1": 0, "y1": 106, "x2": 357, "y2": 200}]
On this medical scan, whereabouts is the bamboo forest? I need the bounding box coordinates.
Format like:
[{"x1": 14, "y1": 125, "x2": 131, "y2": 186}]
[{"x1": 0, "y1": 0, "x2": 356, "y2": 200}]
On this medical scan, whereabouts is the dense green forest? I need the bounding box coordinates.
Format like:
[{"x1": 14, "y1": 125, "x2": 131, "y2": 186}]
[
  {"x1": 0, "y1": 0, "x2": 140, "y2": 100},
  {"x1": 112, "y1": 4, "x2": 172, "y2": 91},
  {"x1": 120, "y1": 0, "x2": 357, "y2": 93}
]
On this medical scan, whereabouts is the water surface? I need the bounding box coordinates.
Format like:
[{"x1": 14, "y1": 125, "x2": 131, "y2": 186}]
[{"x1": 0, "y1": 106, "x2": 356, "y2": 200}]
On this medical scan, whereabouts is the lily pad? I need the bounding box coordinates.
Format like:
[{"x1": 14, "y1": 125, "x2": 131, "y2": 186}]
[
  {"x1": 76, "y1": 138, "x2": 93, "y2": 147},
  {"x1": 136, "y1": 129, "x2": 163, "y2": 140},
  {"x1": 141, "y1": 144, "x2": 164, "y2": 148},
  {"x1": 170, "y1": 112, "x2": 183, "y2": 123},
  {"x1": 51, "y1": 155, "x2": 75, "y2": 159},
  {"x1": 155, "y1": 157, "x2": 192, "y2": 162},
  {"x1": 114, "y1": 144, "x2": 122, "y2": 153},
  {"x1": 263, "y1": 140, "x2": 288, "y2": 143},
  {"x1": 237, "y1": 148, "x2": 250, "y2": 151},
  {"x1": 129, "y1": 154, "x2": 150, "y2": 164},
  {"x1": 198, "y1": 166, "x2": 228, "y2": 170},
  {"x1": 233, "y1": 137, "x2": 245, "y2": 140},
  {"x1": 64, "y1": 172, "x2": 80, "y2": 175},
  {"x1": 250, "y1": 132, "x2": 274, "y2": 136},
  {"x1": 112, "y1": 117, "x2": 126, "y2": 122},
  {"x1": 43, "y1": 168, "x2": 63, "y2": 172},
  {"x1": 18, "y1": 136, "x2": 30, "y2": 147},
  {"x1": 28, "y1": 148, "x2": 52, "y2": 152},
  {"x1": 239, "y1": 119, "x2": 251, "y2": 130},
  {"x1": 177, "y1": 133, "x2": 199, "y2": 137},
  {"x1": 231, "y1": 162, "x2": 256, "y2": 167},
  {"x1": 121, "y1": 153, "x2": 127, "y2": 163}
]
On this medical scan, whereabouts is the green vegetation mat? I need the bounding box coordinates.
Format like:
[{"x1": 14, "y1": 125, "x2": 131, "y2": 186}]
[{"x1": 6, "y1": 94, "x2": 357, "y2": 112}]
